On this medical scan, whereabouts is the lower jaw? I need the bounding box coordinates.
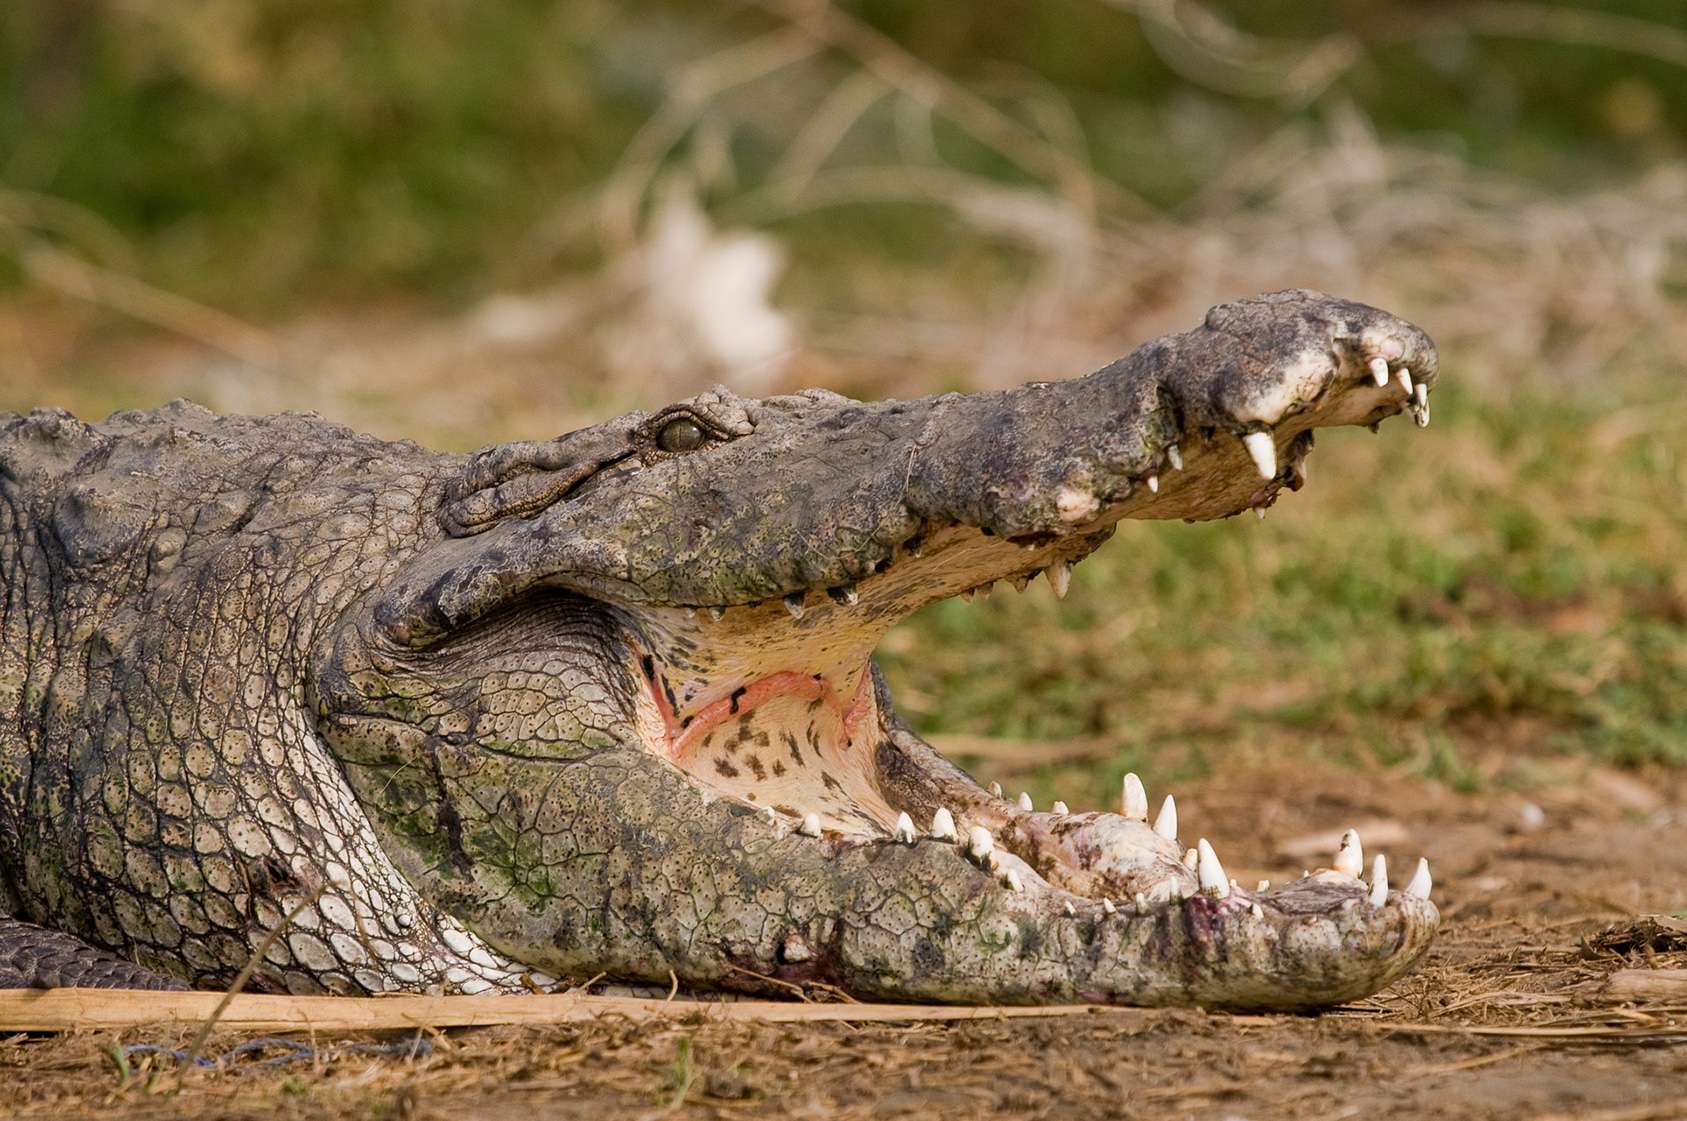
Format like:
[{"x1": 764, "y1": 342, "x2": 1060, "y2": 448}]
[{"x1": 606, "y1": 609, "x2": 1435, "y2": 1003}]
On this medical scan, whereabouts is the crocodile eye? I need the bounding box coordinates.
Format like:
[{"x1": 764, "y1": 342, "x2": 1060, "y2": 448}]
[{"x1": 657, "y1": 417, "x2": 707, "y2": 453}]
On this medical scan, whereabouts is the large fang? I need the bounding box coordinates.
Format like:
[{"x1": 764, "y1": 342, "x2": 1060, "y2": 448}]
[
  {"x1": 1397, "y1": 367, "x2": 1414, "y2": 396},
  {"x1": 1369, "y1": 356, "x2": 1390, "y2": 387},
  {"x1": 967, "y1": 826, "x2": 995, "y2": 864},
  {"x1": 1146, "y1": 474, "x2": 1159, "y2": 493},
  {"x1": 1018, "y1": 791, "x2": 1034, "y2": 812},
  {"x1": 1121, "y1": 773, "x2": 1148, "y2": 820},
  {"x1": 1197, "y1": 838, "x2": 1230, "y2": 898},
  {"x1": 798, "y1": 812, "x2": 822, "y2": 837},
  {"x1": 1166, "y1": 443, "x2": 1183, "y2": 471},
  {"x1": 1153, "y1": 794, "x2": 1178, "y2": 840},
  {"x1": 1405, "y1": 857, "x2": 1432, "y2": 899},
  {"x1": 894, "y1": 811, "x2": 916, "y2": 844},
  {"x1": 1334, "y1": 828, "x2": 1364, "y2": 877},
  {"x1": 1369, "y1": 854, "x2": 1389, "y2": 906},
  {"x1": 782, "y1": 592, "x2": 805, "y2": 620},
  {"x1": 1242, "y1": 432, "x2": 1277, "y2": 480},
  {"x1": 1047, "y1": 561, "x2": 1071, "y2": 600},
  {"x1": 931, "y1": 807, "x2": 957, "y2": 842}
]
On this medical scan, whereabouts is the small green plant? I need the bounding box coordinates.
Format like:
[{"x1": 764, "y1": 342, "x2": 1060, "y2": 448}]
[{"x1": 664, "y1": 1035, "x2": 695, "y2": 1109}]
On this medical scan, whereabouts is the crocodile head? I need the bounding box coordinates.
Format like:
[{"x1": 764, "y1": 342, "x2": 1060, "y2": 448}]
[{"x1": 318, "y1": 289, "x2": 1441, "y2": 1009}]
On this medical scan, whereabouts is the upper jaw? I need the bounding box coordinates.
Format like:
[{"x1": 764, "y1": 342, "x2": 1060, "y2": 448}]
[{"x1": 588, "y1": 293, "x2": 1436, "y2": 611}]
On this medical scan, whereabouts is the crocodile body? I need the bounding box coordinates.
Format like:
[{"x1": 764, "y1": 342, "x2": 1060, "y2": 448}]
[{"x1": 0, "y1": 290, "x2": 1441, "y2": 1008}]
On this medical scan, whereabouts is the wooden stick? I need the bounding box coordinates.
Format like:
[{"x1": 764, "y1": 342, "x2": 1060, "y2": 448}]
[
  {"x1": 1377, "y1": 1021, "x2": 1687, "y2": 1041},
  {"x1": 1601, "y1": 969, "x2": 1687, "y2": 1003},
  {"x1": 0, "y1": 988, "x2": 1138, "y2": 1034}
]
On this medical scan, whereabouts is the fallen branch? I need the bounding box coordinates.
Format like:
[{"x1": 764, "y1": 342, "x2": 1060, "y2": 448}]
[
  {"x1": 0, "y1": 988, "x2": 1141, "y2": 1034},
  {"x1": 1377, "y1": 1021, "x2": 1687, "y2": 1042},
  {"x1": 1600, "y1": 970, "x2": 1687, "y2": 1004}
]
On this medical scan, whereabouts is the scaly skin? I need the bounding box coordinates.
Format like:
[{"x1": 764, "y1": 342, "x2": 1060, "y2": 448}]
[{"x1": 0, "y1": 290, "x2": 1441, "y2": 1007}]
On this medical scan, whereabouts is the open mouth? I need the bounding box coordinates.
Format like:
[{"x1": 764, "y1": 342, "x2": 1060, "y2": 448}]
[
  {"x1": 611, "y1": 369, "x2": 1436, "y2": 1000},
  {"x1": 327, "y1": 289, "x2": 1445, "y2": 1008}
]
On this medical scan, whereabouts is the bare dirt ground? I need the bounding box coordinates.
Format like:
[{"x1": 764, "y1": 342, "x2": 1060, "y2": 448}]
[{"x1": 5, "y1": 756, "x2": 1685, "y2": 1121}]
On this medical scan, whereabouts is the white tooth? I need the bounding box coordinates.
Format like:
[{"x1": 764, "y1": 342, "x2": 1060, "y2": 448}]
[
  {"x1": 1047, "y1": 561, "x2": 1071, "y2": 600},
  {"x1": 894, "y1": 811, "x2": 916, "y2": 844},
  {"x1": 1121, "y1": 773, "x2": 1149, "y2": 820},
  {"x1": 967, "y1": 826, "x2": 995, "y2": 863},
  {"x1": 1243, "y1": 432, "x2": 1277, "y2": 479},
  {"x1": 1406, "y1": 857, "x2": 1432, "y2": 899},
  {"x1": 1397, "y1": 367, "x2": 1414, "y2": 396},
  {"x1": 1052, "y1": 800, "x2": 1069, "y2": 815},
  {"x1": 1102, "y1": 897, "x2": 1116, "y2": 915},
  {"x1": 1153, "y1": 794, "x2": 1178, "y2": 840},
  {"x1": 1146, "y1": 474, "x2": 1159, "y2": 493},
  {"x1": 1018, "y1": 791, "x2": 1034, "y2": 812},
  {"x1": 1182, "y1": 847, "x2": 1198, "y2": 870},
  {"x1": 989, "y1": 781, "x2": 1004, "y2": 799},
  {"x1": 1134, "y1": 892, "x2": 1148, "y2": 911},
  {"x1": 1369, "y1": 854, "x2": 1389, "y2": 906},
  {"x1": 931, "y1": 807, "x2": 957, "y2": 842},
  {"x1": 782, "y1": 593, "x2": 805, "y2": 620},
  {"x1": 1414, "y1": 382, "x2": 1428, "y2": 409},
  {"x1": 1369, "y1": 356, "x2": 1390, "y2": 387},
  {"x1": 1254, "y1": 505, "x2": 1267, "y2": 520},
  {"x1": 760, "y1": 804, "x2": 776, "y2": 823},
  {"x1": 1334, "y1": 828, "x2": 1363, "y2": 878},
  {"x1": 1003, "y1": 868, "x2": 1024, "y2": 892},
  {"x1": 1251, "y1": 902, "x2": 1264, "y2": 920},
  {"x1": 1197, "y1": 838, "x2": 1230, "y2": 898},
  {"x1": 798, "y1": 813, "x2": 822, "y2": 837},
  {"x1": 1063, "y1": 901, "x2": 1076, "y2": 916},
  {"x1": 1256, "y1": 879, "x2": 1270, "y2": 891},
  {"x1": 1167, "y1": 443, "x2": 1184, "y2": 471},
  {"x1": 1415, "y1": 403, "x2": 1430, "y2": 429},
  {"x1": 1056, "y1": 485, "x2": 1099, "y2": 525}
]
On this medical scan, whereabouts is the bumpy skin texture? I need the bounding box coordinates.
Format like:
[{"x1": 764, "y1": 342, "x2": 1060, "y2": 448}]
[{"x1": 0, "y1": 290, "x2": 1441, "y2": 1007}]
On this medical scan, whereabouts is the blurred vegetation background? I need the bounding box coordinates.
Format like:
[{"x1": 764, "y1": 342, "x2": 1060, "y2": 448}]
[{"x1": 1, "y1": 0, "x2": 1683, "y2": 799}]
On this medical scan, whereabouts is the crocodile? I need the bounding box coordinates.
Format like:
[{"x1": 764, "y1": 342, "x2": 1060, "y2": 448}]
[{"x1": 0, "y1": 289, "x2": 1441, "y2": 1009}]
